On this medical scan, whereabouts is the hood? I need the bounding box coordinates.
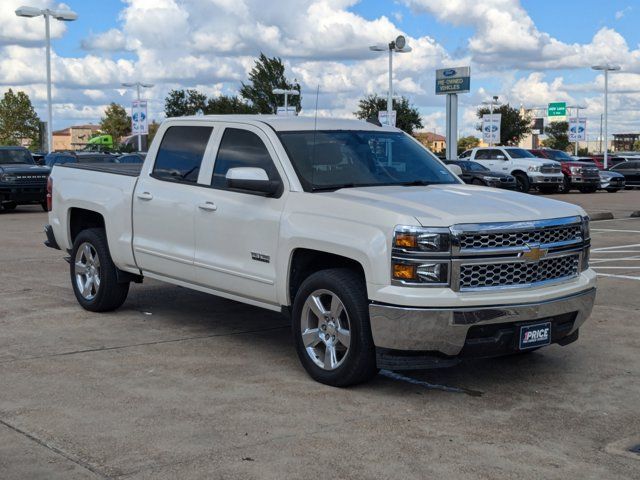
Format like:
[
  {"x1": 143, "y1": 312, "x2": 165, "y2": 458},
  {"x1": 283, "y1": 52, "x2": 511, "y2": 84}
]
[
  {"x1": 326, "y1": 183, "x2": 584, "y2": 226},
  {"x1": 0, "y1": 164, "x2": 50, "y2": 174},
  {"x1": 563, "y1": 161, "x2": 597, "y2": 168},
  {"x1": 599, "y1": 170, "x2": 624, "y2": 178}
]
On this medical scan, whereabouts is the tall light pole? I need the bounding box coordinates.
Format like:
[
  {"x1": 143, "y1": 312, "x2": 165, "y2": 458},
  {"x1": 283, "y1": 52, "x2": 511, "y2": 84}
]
[
  {"x1": 122, "y1": 82, "x2": 154, "y2": 152},
  {"x1": 567, "y1": 105, "x2": 586, "y2": 156},
  {"x1": 272, "y1": 88, "x2": 299, "y2": 116},
  {"x1": 592, "y1": 64, "x2": 621, "y2": 169},
  {"x1": 369, "y1": 35, "x2": 412, "y2": 126},
  {"x1": 15, "y1": 6, "x2": 78, "y2": 153},
  {"x1": 482, "y1": 96, "x2": 500, "y2": 146}
]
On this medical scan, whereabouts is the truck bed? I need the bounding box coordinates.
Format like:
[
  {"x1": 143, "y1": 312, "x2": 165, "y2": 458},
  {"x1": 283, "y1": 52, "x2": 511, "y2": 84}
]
[{"x1": 59, "y1": 162, "x2": 142, "y2": 177}]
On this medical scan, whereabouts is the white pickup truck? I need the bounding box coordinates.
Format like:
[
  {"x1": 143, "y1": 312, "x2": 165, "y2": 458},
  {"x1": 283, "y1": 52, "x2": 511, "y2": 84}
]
[
  {"x1": 459, "y1": 146, "x2": 563, "y2": 193},
  {"x1": 45, "y1": 116, "x2": 596, "y2": 386}
]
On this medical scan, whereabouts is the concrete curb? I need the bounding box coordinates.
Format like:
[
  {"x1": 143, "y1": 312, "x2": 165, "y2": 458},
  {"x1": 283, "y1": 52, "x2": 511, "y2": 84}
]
[{"x1": 588, "y1": 212, "x2": 615, "y2": 221}]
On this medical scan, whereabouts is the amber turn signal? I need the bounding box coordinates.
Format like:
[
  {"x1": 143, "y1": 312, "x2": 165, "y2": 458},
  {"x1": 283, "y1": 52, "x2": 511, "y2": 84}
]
[
  {"x1": 392, "y1": 263, "x2": 417, "y2": 280},
  {"x1": 394, "y1": 233, "x2": 418, "y2": 248}
]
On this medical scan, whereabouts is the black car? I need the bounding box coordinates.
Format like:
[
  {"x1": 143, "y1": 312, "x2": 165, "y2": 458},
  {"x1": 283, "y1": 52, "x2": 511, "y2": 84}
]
[
  {"x1": 446, "y1": 160, "x2": 517, "y2": 189},
  {"x1": 610, "y1": 160, "x2": 640, "y2": 188},
  {"x1": 0, "y1": 146, "x2": 50, "y2": 212}
]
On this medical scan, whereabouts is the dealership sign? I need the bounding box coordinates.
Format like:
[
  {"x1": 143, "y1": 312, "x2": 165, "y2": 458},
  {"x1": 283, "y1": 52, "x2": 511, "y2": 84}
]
[
  {"x1": 131, "y1": 100, "x2": 148, "y2": 135},
  {"x1": 547, "y1": 102, "x2": 566, "y2": 117},
  {"x1": 378, "y1": 110, "x2": 397, "y2": 127},
  {"x1": 482, "y1": 113, "x2": 501, "y2": 144},
  {"x1": 435, "y1": 66, "x2": 470, "y2": 95},
  {"x1": 568, "y1": 117, "x2": 586, "y2": 141}
]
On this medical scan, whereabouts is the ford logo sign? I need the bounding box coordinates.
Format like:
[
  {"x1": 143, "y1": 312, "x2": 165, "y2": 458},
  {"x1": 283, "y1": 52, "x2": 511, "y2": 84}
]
[
  {"x1": 443, "y1": 69, "x2": 456, "y2": 77},
  {"x1": 484, "y1": 125, "x2": 498, "y2": 132}
]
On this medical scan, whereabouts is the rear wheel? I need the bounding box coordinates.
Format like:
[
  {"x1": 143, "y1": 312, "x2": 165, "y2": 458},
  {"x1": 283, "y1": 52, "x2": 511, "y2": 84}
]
[
  {"x1": 292, "y1": 268, "x2": 377, "y2": 387},
  {"x1": 514, "y1": 173, "x2": 530, "y2": 193},
  {"x1": 70, "y1": 228, "x2": 129, "y2": 312}
]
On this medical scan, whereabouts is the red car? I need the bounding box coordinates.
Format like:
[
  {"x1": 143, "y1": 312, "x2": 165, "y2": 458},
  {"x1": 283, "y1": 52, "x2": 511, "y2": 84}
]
[{"x1": 529, "y1": 149, "x2": 600, "y2": 193}]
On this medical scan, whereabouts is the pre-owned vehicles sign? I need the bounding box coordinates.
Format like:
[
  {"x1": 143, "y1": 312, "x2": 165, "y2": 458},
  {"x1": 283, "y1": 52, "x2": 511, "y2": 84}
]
[{"x1": 435, "y1": 66, "x2": 470, "y2": 95}]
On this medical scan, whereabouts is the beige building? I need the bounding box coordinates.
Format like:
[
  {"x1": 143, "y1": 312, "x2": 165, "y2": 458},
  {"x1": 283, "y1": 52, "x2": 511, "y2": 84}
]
[
  {"x1": 52, "y1": 124, "x2": 102, "y2": 151},
  {"x1": 414, "y1": 131, "x2": 446, "y2": 153}
]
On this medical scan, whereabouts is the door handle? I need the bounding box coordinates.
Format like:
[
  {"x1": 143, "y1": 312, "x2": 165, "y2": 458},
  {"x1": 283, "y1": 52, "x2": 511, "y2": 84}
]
[
  {"x1": 137, "y1": 192, "x2": 153, "y2": 201},
  {"x1": 198, "y1": 202, "x2": 217, "y2": 212}
]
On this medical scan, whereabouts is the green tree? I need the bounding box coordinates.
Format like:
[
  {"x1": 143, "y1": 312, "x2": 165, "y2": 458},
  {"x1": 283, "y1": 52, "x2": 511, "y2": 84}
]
[
  {"x1": 458, "y1": 135, "x2": 480, "y2": 154},
  {"x1": 354, "y1": 94, "x2": 423, "y2": 134},
  {"x1": 205, "y1": 95, "x2": 258, "y2": 114},
  {"x1": 0, "y1": 89, "x2": 41, "y2": 147},
  {"x1": 542, "y1": 121, "x2": 570, "y2": 151},
  {"x1": 99, "y1": 103, "x2": 130, "y2": 143},
  {"x1": 240, "y1": 53, "x2": 301, "y2": 114},
  {"x1": 632, "y1": 139, "x2": 640, "y2": 151},
  {"x1": 476, "y1": 104, "x2": 531, "y2": 145},
  {"x1": 164, "y1": 89, "x2": 208, "y2": 117},
  {"x1": 147, "y1": 120, "x2": 160, "y2": 144}
]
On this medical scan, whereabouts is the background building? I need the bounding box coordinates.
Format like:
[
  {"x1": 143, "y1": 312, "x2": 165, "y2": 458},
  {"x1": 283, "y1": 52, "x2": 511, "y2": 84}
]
[
  {"x1": 52, "y1": 124, "x2": 101, "y2": 151},
  {"x1": 612, "y1": 133, "x2": 639, "y2": 151},
  {"x1": 414, "y1": 131, "x2": 446, "y2": 153}
]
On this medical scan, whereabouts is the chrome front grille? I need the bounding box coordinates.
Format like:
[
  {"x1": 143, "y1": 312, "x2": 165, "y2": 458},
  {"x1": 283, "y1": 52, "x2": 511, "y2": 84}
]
[
  {"x1": 459, "y1": 254, "x2": 580, "y2": 290},
  {"x1": 541, "y1": 164, "x2": 561, "y2": 174},
  {"x1": 15, "y1": 174, "x2": 48, "y2": 184},
  {"x1": 459, "y1": 224, "x2": 582, "y2": 250}
]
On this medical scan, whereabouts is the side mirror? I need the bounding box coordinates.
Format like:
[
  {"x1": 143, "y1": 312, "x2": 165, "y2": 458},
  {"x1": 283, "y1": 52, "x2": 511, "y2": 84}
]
[
  {"x1": 447, "y1": 164, "x2": 463, "y2": 176},
  {"x1": 226, "y1": 167, "x2": 281, "y2": 196}
]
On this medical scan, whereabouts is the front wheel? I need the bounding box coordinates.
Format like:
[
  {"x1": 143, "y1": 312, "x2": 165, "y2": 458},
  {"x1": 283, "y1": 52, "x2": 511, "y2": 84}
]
[
  {"x1": 559, "y1": 176, "x2": 571, "y2": 194},
  {"x1": 514, "y1": 173, "x2": 530, "y2": 193},
  {"x1": 292, "y1": 269, "x2": 378, "y2": 387},
  {"x1": 70, "y1": 228, "x2": 129, "y2": 312}
]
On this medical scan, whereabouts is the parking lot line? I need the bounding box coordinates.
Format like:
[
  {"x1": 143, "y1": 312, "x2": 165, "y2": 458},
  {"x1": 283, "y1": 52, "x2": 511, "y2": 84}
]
[
  {"x1": 592, "y1": 243, "x2": 640, "y2": 252},
  {"x1": 595, "y1": 273, "x2": 640, "y2": 281},
  {"x1": 592, "y1": 229, "x2": 640, "y2": 233}
]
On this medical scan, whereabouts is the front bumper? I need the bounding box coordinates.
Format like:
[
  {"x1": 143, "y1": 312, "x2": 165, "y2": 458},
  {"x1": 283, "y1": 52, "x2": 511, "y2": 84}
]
[
  {"x1": 369, "y1": 287, "x2": 595, "y2": 357},
  {"x1": 570, "y1": 176, "x2": 599, "y2": 185},
  {"x1": 0, "y1": 184, "x2": 46, "y2": 204},
  {"x1": 529, "y1": 174, "x2": 563, "y2": 185}
]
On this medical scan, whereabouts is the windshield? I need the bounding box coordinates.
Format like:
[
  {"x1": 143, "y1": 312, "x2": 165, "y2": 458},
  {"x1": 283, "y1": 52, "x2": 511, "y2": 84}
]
[
  {"x1": 507, "y1": 148, "x2": 536, "y2": 159},
  {"x1": 279, "y1": 130, "x2": 457, "y2": 191},
  {"x1": 544, "y1": 150, "x2": 573, "y2": 161},
  {"x1": 0, "y1": 148, "x2": 34, "y2": 165}
]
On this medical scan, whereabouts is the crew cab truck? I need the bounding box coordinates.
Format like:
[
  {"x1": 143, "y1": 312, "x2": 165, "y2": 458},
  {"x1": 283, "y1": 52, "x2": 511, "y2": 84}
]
[
  {"x1": 459, "y1": 147, "x2": 563, "y2": 193},
  {"x1": 529, "y1": 149, "x2": 600, "y2": 193},
  {"x1": 45, "y1": 116, "x2": 596, "y2": 387}
]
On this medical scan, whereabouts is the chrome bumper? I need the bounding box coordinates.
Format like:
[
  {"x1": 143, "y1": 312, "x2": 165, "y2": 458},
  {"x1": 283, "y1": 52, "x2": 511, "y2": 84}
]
[{"x1": 369, "y1": 288, "x2": 596, "y2": 355}]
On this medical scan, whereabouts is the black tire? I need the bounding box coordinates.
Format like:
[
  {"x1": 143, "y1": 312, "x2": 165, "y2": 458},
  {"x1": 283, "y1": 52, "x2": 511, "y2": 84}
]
[
  {"x1": 579, "y1": 186, "x2": 597, "y2": 194},
  {"x1": 292, "y1": 268, "x2": 378, "y2": 387},
  {"x1": 538, "y1": 185, "x2": 559, "y2": 194},
  {"x1": 70, "y1": 228, "x2": 129, "y2": 312},
  {"x1": 471, "y1": 178, "x2": 486, "y2": 186},
  {"x1": 514, "y1": 173, "x2": 530, "y2": 193},
  {"x1": 606, "y1": 188, "x2": 620, "y2": 193},
  {"x1": 2, "y1": 202, "x2": 17, "y2": 211},
  {"x1": 559, "y1": 175, "x2": 571, "y2": 194}
]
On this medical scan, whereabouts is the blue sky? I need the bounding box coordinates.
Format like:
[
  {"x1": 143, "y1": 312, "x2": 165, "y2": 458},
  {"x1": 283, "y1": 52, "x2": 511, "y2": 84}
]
[{"x1": 2, "y1": 0, "x2": 640, "y2": 137}]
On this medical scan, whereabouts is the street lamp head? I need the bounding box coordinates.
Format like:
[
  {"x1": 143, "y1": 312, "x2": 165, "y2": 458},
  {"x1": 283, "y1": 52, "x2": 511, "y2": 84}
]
[
  {"x1": 273, "y1": 88, "x2": 299, "y2": 95},
  {"x1": 395, "y1": 35, "x2": 406, "y2": 50},
  {"x1": 121, "y1": 82, "x2": 136, "y2": 87},
  {"x1": 140, "y1": 83, "x2": 154, "y2": 88},
  {"x1": 15, "y1": 6, "x2": 42, "y2": 17},
  {"x1": 592, "y1": 64, "x2": 621, "y2": 71},
  {"x1": 493, "y1": 95, "x2": 499, "y2": 101},
  {"x1": 51, "y1": 9, "x2": 78, "y2": 21}
]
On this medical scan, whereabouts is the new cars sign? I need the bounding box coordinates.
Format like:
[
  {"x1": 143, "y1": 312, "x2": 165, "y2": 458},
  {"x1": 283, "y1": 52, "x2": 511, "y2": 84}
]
[
  {"x1": 482, "y1": 114, "x2": 501, "y2": 144},
  {"x1": 131, "y1": 100, "x2": 148, "y2": 135},
  {"x1": 435, "y1": 66, "x2": 471, "y2": 95},
  {"x1": 568, "y1": 117, "x2": 587, "y2": 141}
]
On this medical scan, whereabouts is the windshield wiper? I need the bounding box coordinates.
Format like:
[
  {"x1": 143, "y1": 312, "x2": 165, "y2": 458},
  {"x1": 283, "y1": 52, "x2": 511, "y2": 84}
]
[
  {"x1": 399, "y1": 180, "x2": 432, "y2": 186},
  {"x1": 312, "y1": 183, "x2": 357, "y2": 192}
]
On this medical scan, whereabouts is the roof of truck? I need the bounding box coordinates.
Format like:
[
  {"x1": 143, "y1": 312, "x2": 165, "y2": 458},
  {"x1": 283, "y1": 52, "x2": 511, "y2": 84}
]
[{"x1": 168, "y1": 115, "x2": 399, "y2": 133}]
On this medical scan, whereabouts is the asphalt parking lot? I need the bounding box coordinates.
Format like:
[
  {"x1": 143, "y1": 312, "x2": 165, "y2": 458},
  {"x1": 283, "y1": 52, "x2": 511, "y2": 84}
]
[{"x1": 1, "y1": 191, "x2": 639, "y2": 479}]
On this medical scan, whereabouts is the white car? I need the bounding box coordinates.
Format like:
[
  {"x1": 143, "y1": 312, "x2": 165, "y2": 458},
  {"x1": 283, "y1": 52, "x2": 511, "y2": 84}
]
[
  {"x1": 44, "y1": 116, "x2": 596, "y2": 386},
  {"x1": 459, "y1": 147, "x2": 563, "y2": 193}
]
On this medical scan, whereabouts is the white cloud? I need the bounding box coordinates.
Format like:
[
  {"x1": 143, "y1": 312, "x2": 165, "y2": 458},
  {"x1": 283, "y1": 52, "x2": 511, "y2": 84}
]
[
  {"x1": 0, "y1": 0, "x2": 70, "y2": 46},
  {"x1": 615, "y1": 7, "x2": 632, "y2": 20}
]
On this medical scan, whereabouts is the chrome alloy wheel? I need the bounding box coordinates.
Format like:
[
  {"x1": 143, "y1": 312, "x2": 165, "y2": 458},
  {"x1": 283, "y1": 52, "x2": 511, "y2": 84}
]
[
  {"x1": 74, "y1": 242, "x2": 101, "y2": 300},
  {"x1": 300, "y1": 289, "x2": 351, "y2": 370}
]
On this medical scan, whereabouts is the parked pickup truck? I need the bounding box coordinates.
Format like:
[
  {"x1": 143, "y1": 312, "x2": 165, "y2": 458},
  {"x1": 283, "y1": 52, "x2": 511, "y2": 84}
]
[
  {"x1": 45, "y1": 116, "x2": 596, "y2": 386},
  {"x1": 529, "y1": 149, "x2": 600, "y2": 193},
  {"x1": 459, "y1": 147, "x2": 563, "y2": 193}
]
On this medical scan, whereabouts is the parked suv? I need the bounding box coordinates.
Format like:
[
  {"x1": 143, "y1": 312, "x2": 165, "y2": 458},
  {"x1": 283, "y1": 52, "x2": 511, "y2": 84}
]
[
  {"x1": 459, "y1": 147, "x2": 562, "y2": 193},
  {"x1": 609, "y1": 160, "x2": 640, "y2": 188},
  {"x1": 529, "y1": 149, "x2": 600, "y2": 193},
  {"x1": 0, "y1": 146, "x2": 50, "y2": 211}
]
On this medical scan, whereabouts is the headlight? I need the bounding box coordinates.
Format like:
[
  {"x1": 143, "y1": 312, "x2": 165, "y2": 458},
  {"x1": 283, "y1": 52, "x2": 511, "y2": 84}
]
[
  {"x1": 0, "y1": 173, "x2": 16, "y2": 183},
  {"x1": 527, "y1": 165, "x2": 540, "y2": 172},
  {"x1": 392, "y1": 261, "x2": 450, "y2": 285},
  {"x1": 582, "y1": 216, "x2": 590, "y2": 241},
  {"x1": 570, "y1": 166, "x2": 583, "y2": 174},
  {"x1": 393, "y1": 226, "x2": 451, "y2": 253},
  {"x1": 483, "y1": 176, "x2": 501, "y2": 182}
]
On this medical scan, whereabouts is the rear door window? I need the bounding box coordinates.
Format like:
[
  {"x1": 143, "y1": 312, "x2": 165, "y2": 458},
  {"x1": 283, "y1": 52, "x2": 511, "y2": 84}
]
[{"x1": 153, "y1": 126, "x2": 213, "y2": 183}]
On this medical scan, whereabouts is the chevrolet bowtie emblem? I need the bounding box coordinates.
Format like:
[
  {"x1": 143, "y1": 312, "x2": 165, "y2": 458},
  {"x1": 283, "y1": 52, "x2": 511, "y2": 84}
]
[{"x1": 521, "y1": 244, "x2": 548, "y2": 262}]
